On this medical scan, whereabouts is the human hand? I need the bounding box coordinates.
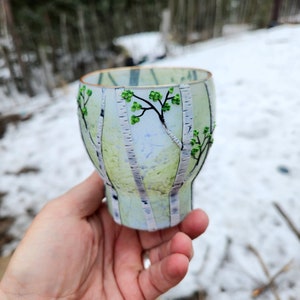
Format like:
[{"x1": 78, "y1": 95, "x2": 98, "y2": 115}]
[{"x1": 0, "y1": 172, "x2": 208, "y2": 300}]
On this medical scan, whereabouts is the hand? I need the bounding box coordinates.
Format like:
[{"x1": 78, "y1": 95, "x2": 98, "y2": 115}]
[{"x1": 0, "y1": 172, "x2": 208, "y2": 300}]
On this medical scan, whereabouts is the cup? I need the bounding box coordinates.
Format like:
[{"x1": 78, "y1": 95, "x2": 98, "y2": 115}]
[{"x1": 77, "y1": 66, "x2": 215, "y2": 231}]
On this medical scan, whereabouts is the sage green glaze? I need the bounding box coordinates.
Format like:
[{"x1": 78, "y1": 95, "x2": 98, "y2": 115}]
[{"x1": 77, "y1": 67, "x2": 215, "y2": 231}]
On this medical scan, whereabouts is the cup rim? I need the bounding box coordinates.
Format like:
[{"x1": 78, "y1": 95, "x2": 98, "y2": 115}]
[{"x1": 80, "y1": 66, "x2": 212, "y2": 88}]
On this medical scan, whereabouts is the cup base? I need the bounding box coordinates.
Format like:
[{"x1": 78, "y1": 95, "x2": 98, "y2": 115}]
[{"x1": 105, "y1": 182, "x2": 193, "y2": 231}]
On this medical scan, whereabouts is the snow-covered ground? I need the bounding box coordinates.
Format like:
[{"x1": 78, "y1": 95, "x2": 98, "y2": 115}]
[
  {"x1": 114, "y1": 32, "x2": 167, "y2": 64},
  {"x1": 1, "y1": 24, "x2": 300, "y2": 299}
]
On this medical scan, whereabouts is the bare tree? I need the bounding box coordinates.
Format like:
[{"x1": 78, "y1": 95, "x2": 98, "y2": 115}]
[
  {"x1": 269, "y1": 0, "x2": 283, "y2": 27},
  {"x1": 2, "y1": 0, "x2": 34, "y2": 97}
]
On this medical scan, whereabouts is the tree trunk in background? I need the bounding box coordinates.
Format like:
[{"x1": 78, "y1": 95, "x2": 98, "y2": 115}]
[
  {"x1": 160, "y1": 8, "x2": 171, "y2": 54},
  {"x1": 178, "y1": 0, "x2": 187, "y2": 44},
  {"x1": 60, "y1": 13, "x2": 69, "y2": 55},
  {"x1": 0, "y1": 0, "x2": 8, "y2": 38},
  {"x1": 59, "y1": 13, "x2": 73, "y2": 81},
  {"x1": 214, "y1": 0, "x2": 224, "y2": 37},
  {"x1": 269, "y1": 0, "x2": 283, "y2": 26},
  {"x1": 168, "y1": 0, "x2": 175, "y2": 37},
  {"x1": 1, "y1": 0, "x2": 300, "y2": 98},
  {"x1": 0, "y1": 0, "x2": 15, "y2": 94},
  {"x1": 78, "y1": 6, "x2": 88, "y2": 53},
  {"x1": 186, "y1": 0, "x2": 195, "y2": 42},
  {"x1": 1, "y1": 46, "x2": 16, "y2": 96},
  {"x1": 209, "y1": 0, "x2": 217, "y2": 39},
  {"x1": 44, "y1": 12, "x2": 58, "y2": 74},
  {"x1": 88, "y1": 4, "x2": 102, "y2": 54},
  {"x1": 38, "y1": 46, "x2": 54, "y2": 98},
  {"x1": 3, "y1": 0, "x2": 35, "y2": 97}
]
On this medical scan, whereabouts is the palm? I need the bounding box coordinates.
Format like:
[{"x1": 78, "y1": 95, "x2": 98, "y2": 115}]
[
  {"x1": 70, "y1": 205, "x2": 205, "y2": 299},
  {"x1": 0, "y1": 173, "x2": 208, "y2": 300}
]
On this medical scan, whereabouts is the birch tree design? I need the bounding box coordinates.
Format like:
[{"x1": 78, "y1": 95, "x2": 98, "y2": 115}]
[
  {"x1": 77, "y1": 85, "x2": 96, "y2": 146},
  {"x1": 77, "y1": 85, "x2": 122, "y2": 224},
  {"x1": 190, "y1": 125, "x2": 215, "y2": 173},
  {"x1": 121, "y1": 87, "x2": 182, "y2": 148}
]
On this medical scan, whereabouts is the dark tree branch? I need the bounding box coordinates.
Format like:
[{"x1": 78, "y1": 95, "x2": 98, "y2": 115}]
[{"x1": 273, "y1": 202, "x2": 300, "y2": 242}]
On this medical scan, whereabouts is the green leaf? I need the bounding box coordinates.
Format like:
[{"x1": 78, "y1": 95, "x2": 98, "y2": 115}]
[
  {"x1": 191, "y1": 148, "x2": 199, "y2": 157},
  {"x1": 168, "y1": 87, "x2": 174, "y2": 94},
  {"x1": 203, "y1": 126, "x2": 209, "y2": 135},
  {"x1": 149, "y1": 91, "x2": 155, "y2": 100},
  {"x1": 190, "y1": 138, "x2": 196, "y2": 146},
  {"x1": 122, "y1": 90, "x2": 134, "y2": 102},
  {"x1": 131, "y1": 115, "x2": 140, "y2": 125},
  {"x1": 171, "y1": 94, "x2": 180, "y2": 105},
  {"x1": 162, "y1": 102, "x2": 171, "y2": 111},
  {"x1": 193, "y1": 130, "x2": 199, "y2": 137},
  {"x1": 149, "y1": 91, "x2": 162, "y2": 101},
  {"x1": 131, "y1": 101, "x2": 142, "y2": 112},
  {"x1": 81, "y1": 107, "x2": 88, "y2": 116},
  {"x1": 86, "y1": 89, "x2": 92, "y2": 97},
  {"x1": 157, "y1": 92, "x2": 162, "y2": 101}
]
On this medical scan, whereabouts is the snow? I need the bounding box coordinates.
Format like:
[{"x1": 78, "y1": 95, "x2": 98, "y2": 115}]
[
  {"x1": 1, "y1": 24, "x2": 300, "y2": 299},
  {"x1": 114, "y1": 32, "x2": 167, "y2": 64}
]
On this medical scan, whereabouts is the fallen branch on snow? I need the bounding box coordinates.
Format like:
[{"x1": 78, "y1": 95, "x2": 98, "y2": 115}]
[
  {"x1": 273, "y1": 202, "x2": 300, "y2": 242},
  {"x1": 247, "y1": 244, "x2": 292, "y2": 299}
]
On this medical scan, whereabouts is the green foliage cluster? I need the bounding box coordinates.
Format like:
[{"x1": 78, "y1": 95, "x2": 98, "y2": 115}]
[
  {"x1": 149, "y1": 91, "x2": 162, "y2": 101},
  {"x1": 4, "y1": 0, "x2": 291, "y2": 97},
  {"x1": 122, "y1": 90, "x2": 134, "y2": 103},
  {"x1": 122, "y1": 87, "x2": 180, "y2": 125},
  {"x1": 190, "y1": 127, "x2": 214, "y2": 159},
  {"x1": 77, "y1": 85, "x2": 92, "y2": 118},
  {"x1": 189, "y1": 125, "x2": 215, "y2": 172}
]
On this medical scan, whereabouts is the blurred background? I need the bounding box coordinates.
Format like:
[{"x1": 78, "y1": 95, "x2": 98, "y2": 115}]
[
  {"x1": 1, "y1": 1, "x2": 300, "y2": 299},
  {"x1": 0, "y1": 0, "x2": 299, "y2": 101}
]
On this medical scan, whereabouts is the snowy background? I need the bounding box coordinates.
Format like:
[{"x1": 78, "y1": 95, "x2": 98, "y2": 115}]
[{"x1": 1, "y1": 24, "x2": 300, "y2": 299}]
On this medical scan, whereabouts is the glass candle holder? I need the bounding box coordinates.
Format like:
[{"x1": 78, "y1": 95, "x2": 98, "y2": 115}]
[{"x1": 77, "y1": 66, "x2": 215, "y2": 231}]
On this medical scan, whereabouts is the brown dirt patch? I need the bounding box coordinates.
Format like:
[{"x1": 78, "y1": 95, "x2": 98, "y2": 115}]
[
  {"x1": 0, "y1": 216, "x2": 15, "y2": 256},
  {"x1": 0, "y1": 191, "x2": 15, "y2": 255},
  {"x1": 0, "y1": 255, "x2": 11, "y2": 280}
]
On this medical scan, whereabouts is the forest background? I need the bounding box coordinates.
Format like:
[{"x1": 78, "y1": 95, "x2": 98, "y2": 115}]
[
  {"x1": 1, "y1": 1, "x2": 300, "y2": 298},
  {"x1": 0, "y1": 0, "x2": 299, "y2": 101}
]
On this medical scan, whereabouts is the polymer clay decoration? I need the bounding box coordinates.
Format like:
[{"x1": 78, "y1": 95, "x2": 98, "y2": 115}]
[{"x1": 77, "y1": 67, "x2": 215, "y2": 231}]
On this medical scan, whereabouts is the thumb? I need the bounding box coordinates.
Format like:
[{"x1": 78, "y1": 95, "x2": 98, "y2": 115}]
[{"x1": 62, "y1": 171, "x2": 105, "y2": 218}]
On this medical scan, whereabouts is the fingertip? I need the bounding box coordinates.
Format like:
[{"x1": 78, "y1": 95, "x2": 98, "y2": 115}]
[{"x1": 180, "y1": 208, "x2": 209, "y2": 240}]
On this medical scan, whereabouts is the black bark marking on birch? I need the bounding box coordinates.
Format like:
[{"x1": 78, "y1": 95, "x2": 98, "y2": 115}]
[
  {"x1": 116, "y1": 87, "x2": 157, "y2": 231},
  {"x1": 169, "y1": 84, "x2": 193, "y2": 226},
  {"x1": 189, "y1": 81, "x2": 214, "y2": 175}
]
